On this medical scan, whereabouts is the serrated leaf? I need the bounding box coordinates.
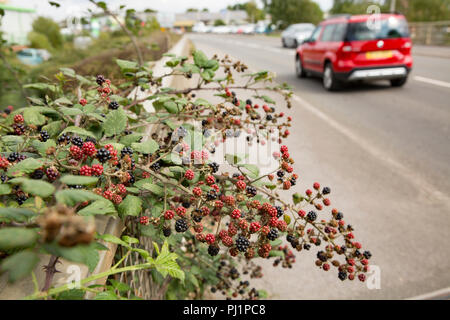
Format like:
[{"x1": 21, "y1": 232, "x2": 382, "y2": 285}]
[
  {"x1": 23, "y1": 108, "x2": 46, "y2": 125},
  {"x1": 0, "y1": 208, "x2": 36, "y2": 223},
  {"x1": 0, "y1": 184, "x2": 11, "y2": 195},
  {"x1": 283, "y1": 214, "x2": 291, "y2": 225},
  {"x1": 9, "y1": 178, "x2": 55, "y2": 198},
  {"x1": 131, "y1": 139, "x2": 159, "y2": 154},
  {"x1": 141, "y1": 183, "x2": 164, "y2": 196},
  {"x1": 119, "y1": 133, "x2": 143, "y2": 146},
  {"x1": 32, "y1": 139, "x2": 56, "y2": 156},
  {"x1": 241, "y1": 164, "x2": 259, "y2": 177},
  {"x1": 96, "y1": 233, "x2": 130, "y2": 248},
  {"x1": 0, "y1": 251, "x2": 39, "y2": 283},
  {"x1": 118, "y1": 195, "x2": 142, "y2": 217},
  {"x1": 60, "y1": 175, "x2": 98, "y2": 185},
  {"x1": 7, "y1": 158, "x2": 44, "y2": 177},
  {"x1": 103, "y1": 107, "x2": 127, "y2": 136},
  {"x1": 0, "y1": 227, "x2": 38, "y2": 250},
  {"x1": 43, "y1": 242, "x2": 100, "y2": 272},
  {"x1": 55, "y1": 190, "x2": 104, "y2": 206},
  {"x1": 60, "y1": 126, "x2": 96, "y2": 139},
  {"x1": 116, "y1": 59, "x2": 138, "y2": 71}
]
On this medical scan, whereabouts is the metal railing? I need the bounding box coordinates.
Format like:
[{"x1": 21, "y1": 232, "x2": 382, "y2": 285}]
[{"x1": 409, "y1": 21, "x2": 450, "y2": 46}]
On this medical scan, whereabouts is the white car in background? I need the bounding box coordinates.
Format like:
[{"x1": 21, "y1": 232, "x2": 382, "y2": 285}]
[
  {"x1": 281, "y1": 23, "x2": 315, "y2": 48},
  {"x1": 192, "y1": 22, "x2": 209, "y2": 33},
  {"x1": 212, "y1": 25, "x2": 232, "y2": 34},
  {"x1": 241, "y1": 24, "x2": 256, "y2": 34}
]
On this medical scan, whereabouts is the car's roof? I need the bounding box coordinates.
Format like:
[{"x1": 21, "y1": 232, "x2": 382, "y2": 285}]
[{"x1": 322, "y1": 13, "x2": 406, "y2": 25}]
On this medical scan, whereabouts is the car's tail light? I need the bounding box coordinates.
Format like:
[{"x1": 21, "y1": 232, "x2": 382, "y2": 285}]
[
  {"x1": 338, "y1": 42, "x2": 353, "y2": 59},
  {"x1": 342, "y1": 45, "x2": 352, "y2": 52},
  {"x1": 400, "y1": 41, "x2": 412, "y2": 54}
]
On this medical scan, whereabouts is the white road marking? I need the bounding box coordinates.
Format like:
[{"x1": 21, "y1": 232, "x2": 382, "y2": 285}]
[
  {"x1": 406, "y1": 287, "x2": 450, "y2": 300},
  {"x1": 292, "y1": 94, "x2": 450, "y2": 206},
  {"x1": 414, "y1": 76, "x2": 450, "y2": 89}
]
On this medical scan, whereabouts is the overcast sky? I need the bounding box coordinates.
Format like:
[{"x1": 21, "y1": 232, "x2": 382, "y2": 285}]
[{"x1": 4, "y1": 0, "x2": 334, "y2": 20}]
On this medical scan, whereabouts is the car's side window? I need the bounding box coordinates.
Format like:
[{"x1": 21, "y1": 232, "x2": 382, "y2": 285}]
[
  {"x1": 320, "y1": 24, "x2": 336, "y2": 42},
  {"x1": 331, "y1": 23, "x2": 347, "y2": 41},
  {"x1": 309, "y1": 26, "x2": 323, "y2": 42}
]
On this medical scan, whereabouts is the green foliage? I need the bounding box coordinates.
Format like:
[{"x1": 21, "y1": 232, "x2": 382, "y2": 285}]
[
  {"x1": 32, "y1": 16, "x2": 64, "y2": 49},
  {"x1": 265, "y1": 0, "x2": 324, "y2": 28},
  {"x1": 27, "y1": 31, "x2": 53, "y2": 51},
  {"x1": 228, "y1": 1, "x2": 266, "y2": 22},
  {"x1": 214, "y1": 19, "x2": 226, "y2": 27}
]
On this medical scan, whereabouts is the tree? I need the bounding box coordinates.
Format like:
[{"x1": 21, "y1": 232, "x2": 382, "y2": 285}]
[
  {"x1": 31, "y1": 16, "x2": 63, "y2": 49},
  {"x1": 394, "y1": 0, "x2": 450, "y2": 22},
  {"x1": 214, "y1": 19, "x2": 226, "y2": 26},
  {"x1": 264, "y1": 0, "x2": 323, "y2": 29},
  {"x1": 228, "y1": 1, "x2": 266, "y2": 22},
  {"x1": 186, "y1": 8, "x2": 198, "y2": 12}
]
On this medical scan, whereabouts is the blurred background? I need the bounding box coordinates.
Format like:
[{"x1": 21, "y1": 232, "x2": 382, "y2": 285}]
[{"x1": 0, "y1": 0, "x2": 449, "y2": 299}]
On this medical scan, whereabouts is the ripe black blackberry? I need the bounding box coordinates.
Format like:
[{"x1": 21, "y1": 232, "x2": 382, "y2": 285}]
[
  {"x1": 12, "y1": 124, "x2": 25, "y2": 135},
  {"x1": 354, "y1": 249, "x2": 362, "y2": 257},
  {"x1": 338, "y1": 271, "x2": 347, "y2": 281},
  {"x1": 277, "y1": 170, "x2": 285, "y2": 178},
  {"x1": 208, "y1": 162, "x2": 220, "y2": 173},
  {"x1": 69, "y1": 185, "x2": 83, "y2": 189},
  {"x1": 304, "y1": 243, "x2": 311, "y2": 250},
  {"x1": 267, "y1": 228, "x2": 279, "y2": 241},
  {"x1": 96, "y1": 75, "x2": 106, "y2": 86},
  {"x1": 182, "y1": 201, "x2": 191, "y2": 209},
  {"x1": 58, "y1": 133, "x2": 69, "y2": 144},
  {"x1": 30, "y1": 169, "x2": 45, "y2": 180},
  {"x1": 317, "y1": 251, "x2": 327, "y2": 262},
  {"x1": 201, "y1": 120, "x2": 208, "y2": 127},
  {"x1": 236, "y1": 235, "x2": 250, "y2": 252},
  {"x1": 16, "y1": 194, "x2": 28, "y2": 205},
  {"x1": 175, "y1": 219, "x2": 189, "y2": 233},
  {"x1": 128, "y1": 172, "x2": 135, "y2": 184},
  {"x1": 1, "y1": 175, "x2": 8, "y2": 183},
  {"x1": 85, "y1": 136, "x2": 97, "y2": 144},
  {"x1": 109, "y1": 101, "x2": 119, "y2": 110},
  {"x1": 192, "y1": 214, "x2": 203, "y2": 223},
  {"x1": 275, "y1": 206, "x2": 283, "y2": 218},
  {"x1": 286, "y1": 234, "x2": 295, "y2": 243},
  {"x1": 246, "y1": 99, "x2": 252, "y2": 106},
  {"x1": 206, "y1": 190, "x2": 218, "y2": 201},
  {"x1": 163, "y1": 227, "x2": 172, "y2": 237},
  {"x1": 246, "y1": 186, "x2": 257, "y2": 197},
  {"x1": 121, "y1": 147, "x2": 133, "y2": 157},
  {"x1": 4, "y1": 108, "x2": 11, "y2": 115},
  {"x1": 363, "y1": 250, "x2": 372, "y2": 260},
  {"x1": 150, "y1": 161, "x2": 161, "y2": 171},
  {"x1": 266, "y1": 114, "x2": 273, "y2": 121},
  {"x1": 71, "y1": 136, "x2": 84, "y2": 148},
  {"x1": 96, "y1": 148, "x2": 111, "y2": 163},
  {"x1": 208, "y1": 245, "x2": 220, "y2": 256},
  {"x1": 40, "y1": 130, "x2": 50, "y2": 142},
  {"x1": 322, "y1": 187, "x2": 331, "y2": 195},
  {"x1": 307, "y1": 210, "x2": 317, "y2": 222},
  {"x1": 335, "y1": 212, "x2": 344, "y2": 220},
  {"x1": 7, "y1": 152, "x2": 19, "y2": 162},
  {"x1": 176, "y1": 126, "x2": 188, "y2": 138}
]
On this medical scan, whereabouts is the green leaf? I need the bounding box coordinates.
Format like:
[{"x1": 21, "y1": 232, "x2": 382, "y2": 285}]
[
  {"x1": 0, "y1": 228, "x2": 38, "y2": 250},
  {"x1": 60, "y1": 126, "x2": 96, "y2": 139},
  {"x1": 118, "y1": 195, "x2": 142, "y2": 217},
  {"x1": 153, "y1": 240, "x2": 184, "y2": 282},
  {"x1": 0, "y1": 208, "x2": 36, "y2": 223},
  {"x1": 0, "y1": 251, "x2": 39, "y2": 283},
  {"x1": 193, "y1": 50, "x2": 209, "y2": 68},
  {"x1": 32, "y1": 139, "x2": 56, "y2": 157},
  {"x1": 56, "y1": 289, "x2": 85, "y2": 300},
  {"x1": 23, "y1": 107, "x2": 46, "y2": 125},
  {"x1": 292, "y1": 193, "x2": 304, "y2": 205},
  {"x1": 119, "y1": 133, "x2": 143, "y2": 146},
  {"x1": 241, "y1": 164, "x2": 259, "y2": 177},
  {"x1": 141, "y1": 183, "x2": 164, "y2": 196},
  {"x1": 0, "y1": 184, "x2": 11, "y2": 195},
  {"x1": 96, "y1": 233, "x2": 130, "y2": 248},
  {"x1": 269, "y1": 239, "x2": 282, "y2": 247},
  {"x1": 94, "y1": 291, "x2": 119, "y2": 300},
  {"x1": 225, "y1": 154, "x2": 242, "y2": 165},
  {"x1": 60, "y1": 175, "x2": 98, "y2": 186},
  {"x1": 103, "y1": 107, "x2": 127, "y2": 136},
  {"x1": 42, "y1": 120, "x2": 63, "y2": 137},
  {"x1": 9, "y1": 178, "x2": 55, "y2": 198},
  {"x1": 163, "y1": 101, "x2": 179, "y2": 114},
  {"x1": 116, "y1": 59, "x2": 138, "y2": 71},
  {"x1": 43, "y1": 242, "x2": 100, "y2": 272},
  {"x1": 60, "y1": 107, "x2": 83, "y2": 116},
  {"x1": 55, "y1": 190, "x2": 104, "y2": 206},
  {"x1": 7, "y1": 158, "x2": 44, "y2": 177},
  {"x1": 131, "y1": 139, "x2": 159, "y2": 154},
  {"x1": 23, "y1": 83, "x2": 57, "y2": 92},
  {"x1": 77, "y1": 199, "x2": 116, "y2": 216},
  {"x1": 269, "y1": 250, "x2": 285, "y2": 258},
  {"x1": 187, "y1": 272, "x2": 199, "y2": 288}
]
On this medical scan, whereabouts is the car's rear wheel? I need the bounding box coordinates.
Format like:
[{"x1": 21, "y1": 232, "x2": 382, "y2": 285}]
[
  {"x1": 323, "y1": 63, "x2": 341, "y2": 91},
  {"x1": 294, "y1": 40, "x2": 298, "y2": 48},
  {"x1": 282, "y1": 38, "x2": 287, "y2": 48},
  {"x1": 295, "y1": 56, "x2": 307, "y2": 78},
  {"x1": 390, "y1": 77, "x2": 408, "y2": 87}
]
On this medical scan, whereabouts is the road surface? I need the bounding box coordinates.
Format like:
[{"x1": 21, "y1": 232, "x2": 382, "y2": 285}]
[{"x1": 188, "y1": 33, "x2": 450, "y2": 300}]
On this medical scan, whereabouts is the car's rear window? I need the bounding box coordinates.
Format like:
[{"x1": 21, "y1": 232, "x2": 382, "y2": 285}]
[{"x1": 346, "y1": 16, "x2": 409, "y2": 41}]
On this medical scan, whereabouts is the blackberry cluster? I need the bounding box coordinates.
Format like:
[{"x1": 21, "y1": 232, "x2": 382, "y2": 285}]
[
  {"x1": 208, "y1": 162, "x2": 220, "y2": 173},
  {"x1": 163, "y1": 227, "x2": 171, "y2": 237},
  {"x1": 246, "y1": 186, "x2": 257, "y2": 197},
  {"x1": 236, "y1": 236, "x2": 250, "y2": 252},
  {"x1": 40, "y1": 130, "x2": 50, "y2": 142},
  {"x1": 121, "y1": 147, "x2": 133, "y2": 157},
  {"x1": 275, "y1": 206, "x2": 283, "y2": 218},
  {"x1": 267, "y1": 228, "x2": 279, "y2": 241},
  {"x1": 290, "y1": 177, "x2": 297, "y2": 186},
  {"x1": 7, "y1": 152, "x2": 20, "y2": 162},
  {"x1": 150, "y1": 161, "x2": 162, "y2": 171},
  {"x1": 16, "y1": 194, "x2": 28, "y2": 205},
  {"x1": 206, "y1": 190, "x2": 218, "y2": 201},
  {"x1": 307, "y1": 211, "x2": 317, "y2": 222},
  {"x1": 208, "y1": 245, "x2": 220, "y2": 256},
  {"x1": 58, "y1": 133, "x2": 69, "y2": 144},
  {"x1": 97, "y1": 148, "x2": 111, "y2": 163},
  {"x1": 175, "y1": 219, "x2": 189, "y2": 233},
  {"x1": 30, "y1": 169, "x2": 45, "y2": 180},
  {"x1": 96, "y1": 75, "x2": 106, "y2": 86},
  {"x1": 71, "y1": 136, "x2": 84, "y2": 148},
  {"x1": 109, "y1": 101, "x2": 119, "y2": 110},
  {"x1": 12, "y1": 124, "x2": 25, "y2": 135}
]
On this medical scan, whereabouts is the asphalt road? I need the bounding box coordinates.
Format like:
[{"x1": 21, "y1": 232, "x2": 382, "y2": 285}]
[{"x1": 188, "y1": 33, "x2": 450, "y2": 299}]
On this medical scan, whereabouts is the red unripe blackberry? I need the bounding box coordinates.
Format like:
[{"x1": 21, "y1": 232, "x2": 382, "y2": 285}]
[
  {"x1": 91, "y1": 164, "x2": 103, "y2": 176},
  {"x1": 193, "y1": 223, "x2": 203, "y2": 233},
  {"x1": 103, "y1": 190, "x2": 113, "y2": 200},
  {"x1": 164, "y1": 210, "x2": 175, "y2": 220},
  {"x1": 249, "y1": 222, "x2": 261, "y2": 233},
  {"x1": 79, "y1": 98, "x2": 87, "y2": 106},
  {"x1": 82, "y1": 142, "x2": 97, "y2": 157},
  {"x1": 282, "y1": 152, "x2": 290, "y2": 159},
  {"x1": 176, "y1": 206, "x2": 186, "y2": 217},
  {"x1": 140, "y1": 216, "x2": 149, "y2": 225},
  {"x1": 205, "y1": 233, "x2": 215, "y2": 245},
  {"x1": 306, "y1": 189, "x2": 313, "y2": 196},
  {"x1": 358, "y1": 274, "x2": 366, "y2": 282},
  {"x1": 235, "y1": 180, "x2": 246, "y2": 191},
  {"x1": 112, "y1": 194, "x2": 122, "y2": 204},
  {"x1": 116, "y1": 184, "x2": 127, "y2": 194},
  {"x1": 201, "y1": 206, "x2": 210, "y2": 216},
  {"x1": 313, "y1": 182, "x2": 320, "y2": 190},
  {"x1": 323, "y1": 263, "x2": 330, "y2": 271},
  {"x1": 184, "y1": 169, "x2": 194, "y2": 180},
  {"x1": 214, "y1": 200, "x2": 224, "y2": 209},
  {"x1": 222, "y1": 236, "x2": 233, "y2": 247},
  {"x1": 70, "y1": 145, "x2": 83, "y2": 160},
  {"x1": 80, "y1": 165, "x2": 92, "y2": 176},
  {"x1": 14, "y1": 114, "x2": 24, "y2": 123},
  {"x1": 192, "y1": 187, "x2": 202, "y2": 197},
  {"x1": 283, "y1": 180, "x2": 291, "y2": 190},
  {"x1": 45, "y1": 168, "x2": 59, "y2": 181},
  {"x1": 205, "y1": 175, "x2": 215, "y2": 185},
  {"x1": 231, "y1": 209, "x2": 241, "y2": 219}
]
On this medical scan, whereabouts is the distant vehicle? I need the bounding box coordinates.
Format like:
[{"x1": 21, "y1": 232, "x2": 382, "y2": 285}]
[
  {"x1": 16, "y1": 48, "x2": 43, "y2": 65},
  {"x1": 295, "y1": 14, "x2": 413, "y2": 91},
  {"x1": 255, "y1": 22, "x2": 269, "y2": 34},
  {"x1": 281, "y1": 23, "x2": 315, "y2": 48},
  {"x1": 193, "y1": 22, "x2": 209, "y2": 33},
  {"x1": 36, "y1": 49, "x2": 51, "y2": 61},
  {"x1": 241, "y1": 24, "x2": 256, "y2": 34},
  {"x1": 212, "y1": 25, "x2": 232, "y2": 34}
]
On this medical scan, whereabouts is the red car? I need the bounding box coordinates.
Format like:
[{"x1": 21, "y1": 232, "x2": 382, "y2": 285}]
[{"x1": 295, "y1": 13, "x2": 413, "y2": 91}]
